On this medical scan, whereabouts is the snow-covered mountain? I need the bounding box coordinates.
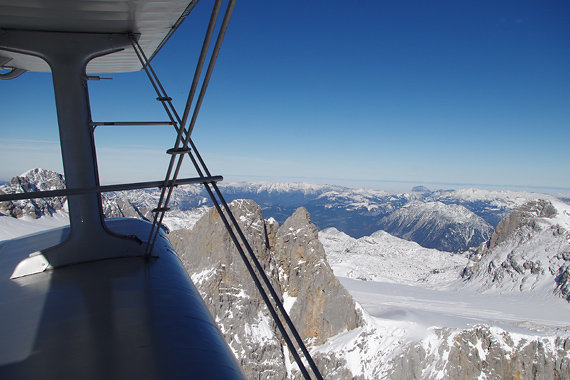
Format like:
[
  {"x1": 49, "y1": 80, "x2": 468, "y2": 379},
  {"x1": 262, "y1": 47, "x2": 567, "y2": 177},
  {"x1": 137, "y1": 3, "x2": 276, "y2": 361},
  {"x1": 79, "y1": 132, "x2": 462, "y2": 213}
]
[
  {"x1": 426, "y1": 187, "x2": 545, "y2": 226},
  {"x1": 378, "y1": 201, "x2": 494, "y2": 252},
  {"x1": 462, "y1": 199, "x2": 570, "y2": 301},
  {"x1": 319, "y1": 227, "x2": 467, "y2": 285},
  {"x1": 0, "y1": 168, "x2": 67, "y2": 218},
  {"x1": 0, "y1": 168, "x2": 146, "y2": 221},
  {"x1": 5, "y1": 168, "x2": 563, "y2": 253},
  {"x1": 0, "y1": 170, "x2": 69, "y2": 241},
  {"x1": 3, "y1": 168, "x2": 565, "y2": 253},
  {"x1": 2, "y1": 168, "x2": 570, "y2": 378},
  {"x1": 128, "y1": 181, "x2": 560, "y2": 251},
  {"x1": 169, "y1": 200, "x2": 362, "y2": 379},
  {"x1": 169, "y1": 200, "x2": 570, "y2": 379},
  {"x1": 117, "y1": 181, "x2": 549, "y2": 251}
]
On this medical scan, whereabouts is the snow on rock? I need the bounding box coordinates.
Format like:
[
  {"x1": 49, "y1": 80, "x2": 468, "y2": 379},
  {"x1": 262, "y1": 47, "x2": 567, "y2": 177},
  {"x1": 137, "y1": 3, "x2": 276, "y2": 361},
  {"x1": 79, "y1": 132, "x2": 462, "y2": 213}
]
[
  {"x1": 312, "y1": 275, "x2": 570, "y2": 379},
  {"x1": 313, "y1": 304, "x2": 419, "y2": 379},
  {"x1": 0, "y1": 168, "x2": 190, "y2": 235},
  {"x1": 169, "y1": 200, "x2": 363, "y2": 379},
  {"x1": 378, "y1": 201, "x2": 494, "y2": 252},
  {"x1": 431, "y1": 188, "x2": 544, "y2": 208},
  {"x1": 315, "y1": 188, "x2": 391, "y2": 213},
  {"x1": 222, "y1": 181, "x2": 341, "y2": 196},
  {"x1": 319, "y1": 227, "x2": 468, "y2": 286},
  {"x1": 388, "y1": 324, "x2": 570, "y2": 380},
  {"x1": 159, "y1": 206, "x2": 210, "y2": 232},
  {"x1": 273, "y1": 207, "x2": 362, "y2": 346},
  {"x1": 101, "y1": 196, "x2": 147, "y2": 220},
  {"x1": 169, "y1": 200, "x2": 286, "y2": 378},
  {"x1": 0, "y1": 168, "x2": 67, "y2": 219},
  {"x1": 462, "y1": 199, "x2": 570, "y2": 301},
  {"x1": 426, "y1": 187, "x2": 547, "y2": 227}
]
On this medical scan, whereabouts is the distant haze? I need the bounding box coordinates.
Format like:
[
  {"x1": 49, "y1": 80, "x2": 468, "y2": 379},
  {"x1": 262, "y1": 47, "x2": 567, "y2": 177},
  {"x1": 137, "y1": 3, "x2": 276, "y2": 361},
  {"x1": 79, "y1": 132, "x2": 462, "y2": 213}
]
[{"x1": 1, "y1": 1, "x2": 569, "y2": 191}]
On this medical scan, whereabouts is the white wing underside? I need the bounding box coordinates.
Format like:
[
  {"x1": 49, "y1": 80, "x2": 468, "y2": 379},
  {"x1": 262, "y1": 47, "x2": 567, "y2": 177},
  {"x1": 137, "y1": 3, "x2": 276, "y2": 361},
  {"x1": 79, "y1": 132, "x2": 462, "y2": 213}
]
[{"x1": 0, "y1": 0, "x2": 197, "y2": 73}]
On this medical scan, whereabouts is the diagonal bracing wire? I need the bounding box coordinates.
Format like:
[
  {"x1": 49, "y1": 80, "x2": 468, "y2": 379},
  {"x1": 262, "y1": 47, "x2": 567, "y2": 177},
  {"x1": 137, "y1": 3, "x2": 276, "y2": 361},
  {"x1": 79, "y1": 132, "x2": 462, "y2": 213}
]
[
  {"x1": 130, "y1": 1, "x2": 323, "y2": 378},
  {"x1": 135, "y1": 0, "x2": 229, "y2": 257},
  {"x1": 187, "y1": 140, "x2": 324, "y2": 380}
]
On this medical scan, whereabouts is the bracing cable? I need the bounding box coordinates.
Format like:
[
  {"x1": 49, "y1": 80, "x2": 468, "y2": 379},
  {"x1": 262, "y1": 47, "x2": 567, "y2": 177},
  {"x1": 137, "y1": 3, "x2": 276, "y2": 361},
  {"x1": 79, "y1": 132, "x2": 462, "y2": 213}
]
[{"x1": 130, "y1": 0, "x2": 323, "y2": 378}]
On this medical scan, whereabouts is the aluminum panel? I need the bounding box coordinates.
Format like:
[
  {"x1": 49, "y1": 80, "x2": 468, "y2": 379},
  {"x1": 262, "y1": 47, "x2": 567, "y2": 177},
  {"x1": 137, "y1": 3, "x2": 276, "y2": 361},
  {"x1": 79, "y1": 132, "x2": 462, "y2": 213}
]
[{"x1": 0, "y1": 0, "x2": 197, "y2": 73}]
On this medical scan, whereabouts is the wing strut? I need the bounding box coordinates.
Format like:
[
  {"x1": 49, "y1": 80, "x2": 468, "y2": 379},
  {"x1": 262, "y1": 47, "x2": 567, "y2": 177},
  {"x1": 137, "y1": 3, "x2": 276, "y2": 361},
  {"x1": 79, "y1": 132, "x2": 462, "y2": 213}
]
[{"x1": 131, "y1": 1, "x2": 324, "y2": 378}]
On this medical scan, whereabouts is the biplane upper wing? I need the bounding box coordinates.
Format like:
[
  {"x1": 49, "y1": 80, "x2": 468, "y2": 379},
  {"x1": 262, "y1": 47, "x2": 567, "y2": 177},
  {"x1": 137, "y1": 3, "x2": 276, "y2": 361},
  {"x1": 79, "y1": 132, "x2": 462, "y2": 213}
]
[{"x1": 0, "y1": 0, "x2": 197, "y2": 73}]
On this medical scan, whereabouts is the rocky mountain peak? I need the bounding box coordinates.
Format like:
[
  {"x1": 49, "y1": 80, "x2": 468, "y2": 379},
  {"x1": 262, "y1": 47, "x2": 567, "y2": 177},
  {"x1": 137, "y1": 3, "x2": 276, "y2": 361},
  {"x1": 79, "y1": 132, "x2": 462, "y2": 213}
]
[
  {"x1": 274, "y1": 206, "x2": 362, "y2": 345},
  {"x1": 1, "y1": 168, "x2": 146, "y2": 221},
  {"x1": 169, "y1": 200, "x2": 362, "y2": 378},
  {"x1": 462, "y1": 199, "x2": 570, "y2": 300},
  {"x1": 169, "y1": 199, "x2": 285, "y2": 377},
  {"x1": 378, "y1": 200, "x2": 493, "y2": 252},
  {"x1": 0, "y1": 168, "x2": 66, "y2": 218},
  {"x1": 411, "y1": 185, "x2": 431, "y2": 194},
  {"x1": 489, "y1": 199, "x2": 558, "y2": 249},
  {"x1": 10, "y1": 168, "x2": 66, "y2": 191}
]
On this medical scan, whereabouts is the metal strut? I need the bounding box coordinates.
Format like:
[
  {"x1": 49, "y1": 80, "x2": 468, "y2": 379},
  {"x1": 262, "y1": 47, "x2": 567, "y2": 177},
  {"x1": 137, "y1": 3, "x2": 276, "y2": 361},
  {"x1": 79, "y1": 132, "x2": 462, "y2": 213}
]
[
  {"x1": 130, "y1": 0, "x2": 225, "y2": 257},
  {"x1": 0, "y1": 176, "x2": 222, "y2": 202},
  {"x1": 129, "y1": 1, "x2": 324, "y2": 379}
]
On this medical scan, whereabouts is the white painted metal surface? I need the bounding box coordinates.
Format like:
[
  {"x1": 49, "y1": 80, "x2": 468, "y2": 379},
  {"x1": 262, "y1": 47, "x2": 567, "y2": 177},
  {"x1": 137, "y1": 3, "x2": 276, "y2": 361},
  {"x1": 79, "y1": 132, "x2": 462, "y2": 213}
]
[
  {"x1": 0, "y1": 0, "x2": 197, "y2": 73},
  {"x1": 0, "y1": 219, "x2": 244, "y2": 379},
  {"x1": 0, "y1": 1, "x2": 247, "y2": 377}
]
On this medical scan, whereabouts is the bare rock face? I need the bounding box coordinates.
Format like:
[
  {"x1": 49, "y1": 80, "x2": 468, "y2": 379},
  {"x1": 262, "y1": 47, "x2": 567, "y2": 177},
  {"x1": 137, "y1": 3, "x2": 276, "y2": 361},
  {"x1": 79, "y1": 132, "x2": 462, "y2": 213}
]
[
  {"x1": 169, "y1": 200, "x2": 285, "y2": 379},
  {"x1": 102, "y1": 197, "x2": 148, "y2": 220},
  {"x1": 0, "y1": 168, "x2": 66, "y2": 218},
  {"x1": 169, "y1": 200, "x2": 362, "y2": 379},
  {"x1": 273, "y1": 207, "x2": 362, "y2": 345},
  {"x1": 462, "y1": 199, "x2": 570, "y2": 300},
  {"x1": 489, "y1": 199, "x2": 558, "y2": 249},
  {"x1": 0, "y1": 168, "x2": 146, "y2": 221},
  {"x1": 387, "y1": 325, "x2": 570, "y2": 380}
]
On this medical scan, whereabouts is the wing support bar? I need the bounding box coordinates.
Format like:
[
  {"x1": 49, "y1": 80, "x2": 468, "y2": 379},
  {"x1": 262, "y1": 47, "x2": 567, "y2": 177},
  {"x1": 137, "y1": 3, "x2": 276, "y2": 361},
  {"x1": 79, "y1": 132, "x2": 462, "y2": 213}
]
[
  {"x1": 0, "y1": 175, "x2": 223, "y2": 202},
  {"x1": 0, "y1": 30, "x2": 148, "y2": 274},
  {"x1": 127, "y1": 1, "x2": 324, "y2": 377}
]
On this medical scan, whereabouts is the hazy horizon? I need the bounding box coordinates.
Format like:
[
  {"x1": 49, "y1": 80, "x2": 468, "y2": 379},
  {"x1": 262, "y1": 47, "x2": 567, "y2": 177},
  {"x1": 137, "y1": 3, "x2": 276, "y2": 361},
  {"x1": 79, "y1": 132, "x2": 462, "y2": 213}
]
[
  {"x1": 2, "y1": 167, "x2": 570, "y2": 198},
  {"x1": 1, "y1": 1, "x2": 569, "y2": 192}
]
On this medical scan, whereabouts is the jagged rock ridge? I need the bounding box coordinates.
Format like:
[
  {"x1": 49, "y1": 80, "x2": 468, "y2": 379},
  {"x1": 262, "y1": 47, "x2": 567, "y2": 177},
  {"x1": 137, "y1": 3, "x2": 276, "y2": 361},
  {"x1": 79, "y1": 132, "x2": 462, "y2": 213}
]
[
  {"x1": 274, "y1": 207, "x2": 362, "y2": 346},
  {"x1": 103, "y1": 179, "x2": 545, "y2": 248},
  {"x1": 169, "y1": 200, "x2": 362, "y2": 379},
  {"x1": 170, "y1": 199, "x2": 570, "y2": 379},
  {"x1": 462, "y1": 199, "x2": 570, "y2": 300},
  {"x1": 378, "y1": 201, "x2": 494, "y2": 252},
  {"x1": 388, "y1": 325, "x2": 570, "y2": 380},
  {"x1": 489, "y1": 199, "x2": 558, "y2": 249},
  {"x1": 0, "y1": 168, "x2": 147, "y2": 220},
  {"x1": 0, "y1": 168, "x2": 66, "y2": 218}
]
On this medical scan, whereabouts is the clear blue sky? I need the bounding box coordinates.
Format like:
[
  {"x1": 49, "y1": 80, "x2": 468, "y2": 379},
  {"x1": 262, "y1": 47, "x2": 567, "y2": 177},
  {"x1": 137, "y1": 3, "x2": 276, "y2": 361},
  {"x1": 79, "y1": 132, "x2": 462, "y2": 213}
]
[{"x1": 1, "y1": 0, "x2": 569, "y2": 192}]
